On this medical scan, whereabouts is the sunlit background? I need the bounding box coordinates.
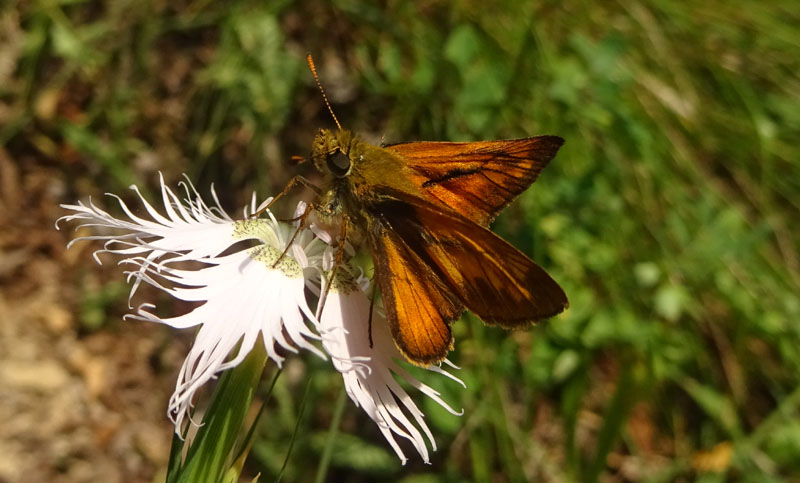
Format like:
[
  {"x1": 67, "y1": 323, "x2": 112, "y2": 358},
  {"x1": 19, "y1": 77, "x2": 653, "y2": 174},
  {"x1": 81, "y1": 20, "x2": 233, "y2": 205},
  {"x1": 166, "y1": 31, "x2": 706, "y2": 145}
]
[{"x1": 2, "y1": 1, "x2": 799, "y2": 481}]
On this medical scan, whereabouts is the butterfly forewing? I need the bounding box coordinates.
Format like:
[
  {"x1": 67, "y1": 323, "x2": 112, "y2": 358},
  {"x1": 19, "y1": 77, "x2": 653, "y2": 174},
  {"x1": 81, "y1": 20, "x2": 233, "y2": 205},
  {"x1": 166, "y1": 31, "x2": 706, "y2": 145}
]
[{"x1": 387, "y1": 136, "x2": 564, "y2": 226}]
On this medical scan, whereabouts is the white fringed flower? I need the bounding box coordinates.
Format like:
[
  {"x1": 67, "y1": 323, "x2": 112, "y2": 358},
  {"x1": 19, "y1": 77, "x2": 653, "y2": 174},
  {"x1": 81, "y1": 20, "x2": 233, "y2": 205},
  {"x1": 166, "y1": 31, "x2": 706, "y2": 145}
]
[
  {"x1": 319, "y1": 272, "x2": 464, "y2": 464},
  {"x1": 57, "y1": 174, "x2": 461, "y2": 462}
]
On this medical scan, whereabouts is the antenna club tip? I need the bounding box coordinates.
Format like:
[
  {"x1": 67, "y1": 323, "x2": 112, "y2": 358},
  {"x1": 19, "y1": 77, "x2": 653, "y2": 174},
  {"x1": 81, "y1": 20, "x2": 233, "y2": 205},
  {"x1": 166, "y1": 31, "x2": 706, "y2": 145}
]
[{"x1": 306, "y1": 53, "x2": 317, "y2": 73}]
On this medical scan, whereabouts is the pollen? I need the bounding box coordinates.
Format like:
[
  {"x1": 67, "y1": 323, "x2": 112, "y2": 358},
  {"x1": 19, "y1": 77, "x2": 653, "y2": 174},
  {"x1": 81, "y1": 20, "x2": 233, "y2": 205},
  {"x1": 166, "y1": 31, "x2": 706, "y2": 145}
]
[
  {"x1": 233, "y1": 219, "x2": 275, "y2": 240},
  {"x1": 328, "y1": 269, "x2": 358, "y2": 293},
  {"x1": 249, "y1": 245, "x2": 302, "y2": 278}
]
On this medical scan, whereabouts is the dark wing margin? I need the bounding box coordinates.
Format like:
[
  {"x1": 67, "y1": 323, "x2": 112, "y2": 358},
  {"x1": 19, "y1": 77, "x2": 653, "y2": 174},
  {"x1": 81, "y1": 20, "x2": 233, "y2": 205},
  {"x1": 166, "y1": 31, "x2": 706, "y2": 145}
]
[
  {"x1": 369, "y1": 190, "x2": 568, "y2": 329},
  {"x1": 387, "y1": 136, "x2": 564, "y2": 226}
]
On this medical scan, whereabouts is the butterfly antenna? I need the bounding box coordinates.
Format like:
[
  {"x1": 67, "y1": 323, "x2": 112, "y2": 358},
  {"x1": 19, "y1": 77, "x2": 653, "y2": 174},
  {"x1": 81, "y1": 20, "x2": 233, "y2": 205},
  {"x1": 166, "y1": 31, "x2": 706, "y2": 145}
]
[{"x1": 306, "y1": 53, "x2": 342, "y2": 131}]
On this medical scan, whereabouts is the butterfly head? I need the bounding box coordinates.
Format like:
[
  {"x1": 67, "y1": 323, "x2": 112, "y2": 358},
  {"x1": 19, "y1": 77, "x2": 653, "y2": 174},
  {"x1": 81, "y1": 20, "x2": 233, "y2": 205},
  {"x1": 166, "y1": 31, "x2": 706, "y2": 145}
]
[{"x1": 312, "y1": 128, "x2": 358, "y2": 179}]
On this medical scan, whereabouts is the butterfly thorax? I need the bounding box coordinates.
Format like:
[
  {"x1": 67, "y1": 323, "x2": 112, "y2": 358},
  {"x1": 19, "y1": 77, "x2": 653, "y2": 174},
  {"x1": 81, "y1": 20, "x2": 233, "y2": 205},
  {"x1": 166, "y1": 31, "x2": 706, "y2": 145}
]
[{"x1": 311, "y1": 128, "x2": 418, "y2": 223}]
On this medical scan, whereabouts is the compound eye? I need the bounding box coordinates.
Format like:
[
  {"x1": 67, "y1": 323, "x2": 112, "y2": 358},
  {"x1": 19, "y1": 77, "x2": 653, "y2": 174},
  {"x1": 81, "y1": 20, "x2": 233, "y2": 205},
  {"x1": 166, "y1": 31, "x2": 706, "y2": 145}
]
[{"x1": 327, "y1": 150, "x2": 351, "y2": 177}]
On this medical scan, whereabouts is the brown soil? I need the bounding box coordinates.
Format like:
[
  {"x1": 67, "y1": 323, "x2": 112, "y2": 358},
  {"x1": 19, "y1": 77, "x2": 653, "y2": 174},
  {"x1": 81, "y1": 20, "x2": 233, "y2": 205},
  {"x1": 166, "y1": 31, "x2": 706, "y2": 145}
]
[{"x1": 0, "y1": 148, "x2": 187, "y2": 483}]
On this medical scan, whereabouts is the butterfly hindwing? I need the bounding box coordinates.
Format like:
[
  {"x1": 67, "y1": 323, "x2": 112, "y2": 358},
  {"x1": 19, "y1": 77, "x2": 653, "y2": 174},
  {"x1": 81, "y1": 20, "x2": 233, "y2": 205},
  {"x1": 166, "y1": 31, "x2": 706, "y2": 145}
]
[
  {"x1": 368, "y1": 219, "x2": 463, "y2": 365},
  {"x1": 369, "y1": 190, "x2": 568, "y2": 330}
]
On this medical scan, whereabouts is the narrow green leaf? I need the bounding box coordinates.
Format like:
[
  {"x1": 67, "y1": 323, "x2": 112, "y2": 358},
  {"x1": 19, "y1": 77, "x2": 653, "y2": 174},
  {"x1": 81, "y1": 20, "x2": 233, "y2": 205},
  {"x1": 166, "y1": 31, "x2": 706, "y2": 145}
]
[
  {"x1": 275, "y1": 377, "x2": 313, "y2": 483},
  {"x1": 585, "y1": 362, "x2": 637, "y2": 483},
  {"x1": 315, "y1": 387, "x2": 347, "y2": 483},
  {"x1": 170, "y1": 342, "x2": 268, "y2": 483},
  {"x1": 225, "y1": 369, "x2": 283, "y2": 483}
]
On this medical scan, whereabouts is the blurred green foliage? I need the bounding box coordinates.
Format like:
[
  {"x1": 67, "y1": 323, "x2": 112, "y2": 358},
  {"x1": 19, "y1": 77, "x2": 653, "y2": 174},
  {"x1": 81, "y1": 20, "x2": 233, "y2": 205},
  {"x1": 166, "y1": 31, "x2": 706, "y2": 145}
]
[{"x1": 6, "y1": 0, "x2": 800, "y2": 480}]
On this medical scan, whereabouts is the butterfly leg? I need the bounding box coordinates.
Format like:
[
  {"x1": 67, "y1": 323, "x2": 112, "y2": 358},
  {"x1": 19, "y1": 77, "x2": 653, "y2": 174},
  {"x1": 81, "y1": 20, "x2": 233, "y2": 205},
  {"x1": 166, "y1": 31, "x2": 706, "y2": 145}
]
[
  {"x1": 368, "y1": 285, "x2": 377, "y2": 348},
  {"x1": 271, "y1": 201, "x2": 314, "y2": 268},
  {"x1": 316, "y1": 214, "x2": 350, "y2": 318},
  {"x1": 251, "y1": 175, "x2": 320, "y2": 218}
]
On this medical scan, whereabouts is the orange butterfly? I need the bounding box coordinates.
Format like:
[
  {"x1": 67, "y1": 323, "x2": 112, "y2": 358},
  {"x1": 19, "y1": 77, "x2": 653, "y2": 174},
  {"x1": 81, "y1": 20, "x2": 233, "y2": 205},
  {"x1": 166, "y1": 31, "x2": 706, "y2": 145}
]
[{"x1": 300, "y1": 55, "x2": 568, "y2": 365}]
